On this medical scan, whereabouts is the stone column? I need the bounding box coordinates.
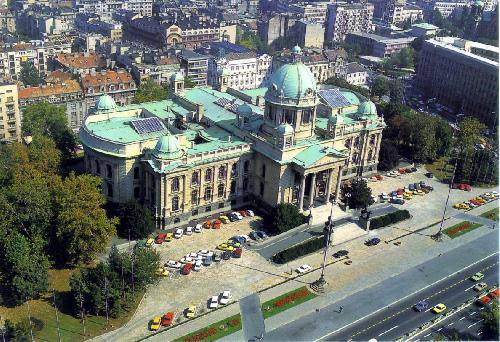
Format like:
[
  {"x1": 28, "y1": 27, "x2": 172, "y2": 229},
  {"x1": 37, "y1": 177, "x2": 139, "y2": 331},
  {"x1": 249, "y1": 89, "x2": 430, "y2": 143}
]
[
  {"x1": 309, "y1": 172, "x2": 316, "y2": 208},
  {"x1": 325, "y1": 169, "x2": 334, "y2": 203},
  {"x1": 298, "y1": 174, "x2": 306, "y2": 212},
  {"x1": 182, "y1": 174, "x2": 188, "y2": 212},
  {"x1": 335, "y1": 165, "x2": 344, "y2": 201}
]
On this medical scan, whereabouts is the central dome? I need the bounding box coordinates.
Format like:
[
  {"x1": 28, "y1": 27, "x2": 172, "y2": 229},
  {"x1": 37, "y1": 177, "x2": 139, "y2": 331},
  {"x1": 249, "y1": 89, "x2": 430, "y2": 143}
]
[
  {"x1": 96, "y1": 94, "x2": 117, "y2": 112},
  {"x1": 152, "y1": 135, "x2": 184, "y2": 160},
  {"x1": 267, "y1": 62, "x2": 317, "y2": 100}
]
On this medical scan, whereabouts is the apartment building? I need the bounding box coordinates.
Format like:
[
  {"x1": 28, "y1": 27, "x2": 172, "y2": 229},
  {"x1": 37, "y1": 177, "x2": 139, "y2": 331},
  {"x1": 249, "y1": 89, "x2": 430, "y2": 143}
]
[
  {"x1": 178, "y1": 50, "x2": 209, "y2": 87},
  {"x1": 0, "y1": 81, "x2": 21, "y2": 143},
  {"x1": 80, "y1": 69, "x2": 136, "y2": 109},
  {"x1": 75, "y1": 0, "x2": 153, "y2": 22},
  {"x1": 346, "y1": 32, "x2": 416, "y2": 57},
  {"x1": 325, "y1": 2, "x2": 375, "y2": 43},
  {"x1": 54, "y1": 52, "x2": 107, "y2": 75}
]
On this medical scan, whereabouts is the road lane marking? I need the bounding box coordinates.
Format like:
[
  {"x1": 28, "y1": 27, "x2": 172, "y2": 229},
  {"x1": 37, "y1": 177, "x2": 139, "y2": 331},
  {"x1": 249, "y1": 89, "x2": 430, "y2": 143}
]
[
  {"x1": 460, "y1": 317, "x2": 466, "y2": 320},
  {"x1": 447, "y1": 322, "x2": 454, "y2": 326},
  {"x1": 424, "y1": 333, "x2": 431, "y2": 337},
  {"x1": 469, "y1": 312, "x2": 476, "y2": 316},
  {"x1": 467, "y1": 319, "x2": 484, "y2": 329},
  {"x1": 377, "y1": 325, "x2": 398, "y2": 337}
]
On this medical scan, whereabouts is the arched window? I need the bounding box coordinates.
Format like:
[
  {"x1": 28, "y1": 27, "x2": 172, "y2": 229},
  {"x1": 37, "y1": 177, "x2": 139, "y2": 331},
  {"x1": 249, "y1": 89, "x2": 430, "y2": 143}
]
[
  {"x1": 95, "y1": 160, "x2": 101, "y2": 174},
  {"x1": 284, "y1": 109, "x2": 294, "y2": 124},
  {"x1": 344, "y1": 139, "x2": 352, "y2": 148},
  {"x1": 231, "y1": 163, "x2": 238, "y2": 177},
  {"x1": 205, "y1": 169, "x2": 213, "y2": 182},
  {"x1": 204, "y1": 187, "x2": 212, "y2": 201},
  {"x1": 218, "y1": 166, "x2": 226, "y2": 180},
  {"x1": 368, "y1": 150, "x2": 373, "y2": 161},
  {"x1": 218, "y1": 184, "x2": 225, "y2": 198},
  {"x1": 230, "y1": 180, "x2": 236, "y2": 194},
  {"x1": 243, "y1": 160, "x2": 250, "y2": 173},
  {"x1": 191, "y1": 189, "x2": 198, "y2": 205},
  {"x1": 192, "y1": 171, "x2": 199, "y2": 185},
  {"x1": 171, "y1": 177, "x2": 180, "y2": 192},
  {"x1": 172, "y1": 196, "x2": 179, "y2": 211},
  {"x1": 106, "y1": 164, "x2": 113, "y2": 179},
  {"x1": 370, "y1": 134, "x2": 376, "y2": 145},
  {"x1": 302, "y1": 109, "x2": 312, "y2": 124},
  {"x1": 354, "y1": 137, "x2": 360, "y2": 148}
]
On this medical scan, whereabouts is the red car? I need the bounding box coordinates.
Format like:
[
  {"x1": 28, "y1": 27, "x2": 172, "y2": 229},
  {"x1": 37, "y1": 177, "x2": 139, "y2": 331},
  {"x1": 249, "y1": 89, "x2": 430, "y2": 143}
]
[
  {"x1": 212, "y1": 220, "x2": 221, "y2": 229},
  {"x1": 453, "y1": 183, "x2": 472, "y2": 191},
  {"x1": 477, "y1": 295, "x2": 492, "y2": 306},
  {"x1": 181, "y1": 263, "x2": 193, "y2": 275},
  {"x1": 155, "y1": 233, "x2": 166, "y2": 244},
  {"x1": 375, "y1": 174, "x2": 383, "y2": 180},
  {"x1": 238, "y1": 210, "x2": 248, "y2": 217},
  {"x1": 232, "y1": 248, "x2": 242, "y2": 258},
  {"x1": 489, "y1": 288, "x2": 499, "y2": 299},
  {"x1": 161, "y1": 312, "x2": 175, "y2": 326}
]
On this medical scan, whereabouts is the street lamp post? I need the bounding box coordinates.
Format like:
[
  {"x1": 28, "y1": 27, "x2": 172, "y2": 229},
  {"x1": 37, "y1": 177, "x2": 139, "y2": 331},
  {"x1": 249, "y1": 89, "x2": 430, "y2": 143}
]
[{"x1": 311, "y1": 203, "x2": 334, "y2": 292}]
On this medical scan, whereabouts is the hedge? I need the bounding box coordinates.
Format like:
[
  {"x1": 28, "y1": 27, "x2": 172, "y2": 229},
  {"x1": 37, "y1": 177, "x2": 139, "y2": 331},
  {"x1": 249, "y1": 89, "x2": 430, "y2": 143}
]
[
  {"x1": 370, "y1": 209, "x2": 411, "y2": 229},
  {"x1": 271, "y1": 236, "x2": 326, "y2": 264}
]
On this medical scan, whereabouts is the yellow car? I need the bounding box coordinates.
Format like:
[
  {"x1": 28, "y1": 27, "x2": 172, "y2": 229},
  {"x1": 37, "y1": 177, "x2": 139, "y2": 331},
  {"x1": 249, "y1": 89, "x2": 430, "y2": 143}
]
[
  {"x1": 165, "y1": 233, "x2": 173, "y2": 242},
  {"x1": 431, "y1": 303, "x2": 446, "y2": 314},
  {"x1": 219, "y1": 216, "x2": 230, "y2": 224},
  {"x1": 403, "y1": 193, "x2": 413, "y2": 200},
  {"x1": 414, "y1": 189, "x2": 425, "y2": 196},
  {"x1": 227, "y1": 240, "x2": 241, "y2": 248},
  {"x1": 146, "y1": 238, "x2": 155, "y2": 247},
  {"x1": 473, "y1": 197, "x2": 486, "y2": 204},
  {"x1": 185, "y1": 304, "x2": 197, "y2": 319},
  {"x1": 156, "y1": 267, "x2": 169, "y2": 277},
  {"x1": 150, "y1": 316, "x2": 162, "y2": 330},
  {"x1": 454, "y1": 203, "x2": 469, "y2": 210},
  {"x1": 217, "y1": 243, "x2": 235, "y2": 251}
]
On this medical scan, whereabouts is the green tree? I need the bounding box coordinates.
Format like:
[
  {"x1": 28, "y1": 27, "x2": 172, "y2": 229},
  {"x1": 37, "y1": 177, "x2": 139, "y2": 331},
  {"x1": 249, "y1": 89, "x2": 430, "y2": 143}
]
[
  {"x1": 482, "y1": 300, "x2": 499, "y2": 340},
  {"x1": 118, "y1": 200, "x2": 155, "y2": 239},
  {"x1": 52, "y1": 173, "x2": 118, "y2": 265},
  {"x1": 341, "y1": 178, "x2": 374, "y2": 210},
  {"x1": 3, "y1": 319, "x2": 32, "y2": 341},
  {"x1": 239, "y1": 31, "x2": 269, "y2": 52},
  {"x1": 371, "y1": 76, "x2": 390, "y2": 97},
  {"x1": 22, "y1": 102, "x2": 76, "y2": 160},
  {"x1": 132, "y1": 80, "x2": 169, "y2": 104},
  {"x1": 411, "y1": 117, "x2": 438, "y2": 162},
  {"x1": 184, "y1": 76, "x2": 196, "y2": 88},
  {"x1": 131, "y1": 247, "x2": 160, "y2": 290},
  {"x1": 456, "y1": 117, "x2": 487, "y2": 152},
  {"x1": 398, "y1": 48, "x2": 415, "y2": 69},
  {"x1": 20, "y1": 61, "x2": 43, "y2": 87},
  {"x1": 389, "y1": 79, "x2": 405, "y2": 103},
  {"x1": 378, "y1": 140, "x2": 400, "y2": 171},
  {"x1": 264, "y1": 203, "x2": 307, "y2": 235}
]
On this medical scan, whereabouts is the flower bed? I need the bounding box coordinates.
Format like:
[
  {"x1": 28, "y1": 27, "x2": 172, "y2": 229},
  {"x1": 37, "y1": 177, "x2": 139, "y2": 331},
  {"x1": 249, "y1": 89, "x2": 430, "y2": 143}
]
[
  {"x1": 261, "y1": 287, "x2": 317, "y2": 319},
  {"x1": 443, "y1": 221, "x2": 482, "y2": 239},
  {"x1": 177, "y1": 314, "x2": 241, "y2": 342}
]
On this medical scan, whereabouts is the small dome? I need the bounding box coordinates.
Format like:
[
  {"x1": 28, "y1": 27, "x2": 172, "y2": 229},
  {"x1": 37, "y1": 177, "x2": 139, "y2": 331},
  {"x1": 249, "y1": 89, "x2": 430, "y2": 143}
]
[
  {"x1": 171, "y1": 72, "x2": 184, "y2": 82},
  {"x1": 357, "y1": 100, "x2": 377, "y2": 117},
  {"x1": 266, "y1": 62, "x2": 317, "y2": 100},
  {"x1": 474, "y1": 0, "x2": 484, "y2": 7},
  {"x1": 237, "y1": 103, "x2": 253, "y2": 116},
  {"x1": 292, "y1": 45, "x2": 302, "y2": 54},
  {"x1": 328, "y1": 114, "x2": 344, "y2": 126},
  {"x1": 276, "y1": 123, "x2": 294, "y2": 135},
  {"x1": 152, "y1": 135, "x2": 184, "y2": 160},
  {"x1": 96, "y1": 94, "x2": 117, "y2": 112}
]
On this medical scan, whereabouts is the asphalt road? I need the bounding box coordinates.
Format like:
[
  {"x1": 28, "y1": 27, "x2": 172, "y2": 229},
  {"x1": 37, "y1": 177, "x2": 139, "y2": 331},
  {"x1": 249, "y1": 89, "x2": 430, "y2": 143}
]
[{"x1": 264, "y1": 229, "x2": 499, "y2": 341}]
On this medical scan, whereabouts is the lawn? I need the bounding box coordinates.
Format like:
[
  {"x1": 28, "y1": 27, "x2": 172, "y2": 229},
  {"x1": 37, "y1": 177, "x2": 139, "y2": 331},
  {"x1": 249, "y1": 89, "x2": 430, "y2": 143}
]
[
  {"x1": 0, "y1": 268, "x2": 143, "y2": 342},
  {"x1": 426, "y1": 157, "x2": 453, "y2": 182},
  {"x1": 174, "y1": 314, "x2": 242, "y2": 342},
  {"x1": 261, "y1": 287, "x2": 317, "y2": 319},
  {"x1": 480, "y1": 208, "x2": 499, "y2": 222},
  {"x1": 443, "y1": 221, "x2": 483, "y2": 239}
]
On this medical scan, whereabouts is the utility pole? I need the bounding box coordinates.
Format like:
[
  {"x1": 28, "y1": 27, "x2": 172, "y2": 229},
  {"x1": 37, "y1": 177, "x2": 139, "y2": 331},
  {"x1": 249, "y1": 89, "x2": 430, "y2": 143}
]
[
  {"x1": 104, "y1": 277, "x2": 109, "y2": 325},
  {"x1": 52, "y1": 289, "x2": 62, "y2": 342},
  {"x1": 311, "y1": 204, "x2": 334, "y2": 292},
  {"x1": 79, "y1": 290, "x2": 86, "y2": 337},
  {"x1": 26, "y1": 297, "x2": 34, "y2": 342}
]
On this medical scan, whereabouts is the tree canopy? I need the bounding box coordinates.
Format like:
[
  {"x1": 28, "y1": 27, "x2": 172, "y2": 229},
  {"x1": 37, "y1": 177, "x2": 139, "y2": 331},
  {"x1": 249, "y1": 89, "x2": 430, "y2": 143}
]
[
  {"x1": 117, "y1": 200, "x2": 155, "y2": 239},
  {"x1": 263, "y1": 203, "x2": 307, "y2": 235},
  {"x1": 184, "y1": 76, "x2": 196, "y2": 88},
  {"x1": 239, "y1": 31, "x2": 269, "y2": 52},
  {"x1": 371, "y1": 76, "x2": 390, "y2": 97},
  {"x1": 20, "y1": 61, "x2": 43, "y2": 87},
  {"x1": 132, "y1": 80, "x2": 169, "y2": 104},
  {"x1": 341, "y1": 178, "x2": 374, "y2": 210}
]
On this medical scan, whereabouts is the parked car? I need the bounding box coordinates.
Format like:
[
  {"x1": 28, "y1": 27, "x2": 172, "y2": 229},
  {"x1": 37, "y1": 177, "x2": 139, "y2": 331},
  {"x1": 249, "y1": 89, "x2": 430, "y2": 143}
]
[
  {"x1": 380, "y1": 193, "x2": 390, "y2": 201},
  {"x1": 230, "y1": 236, "x2": 246, "y2": 244},
  {"x1": 238, "y1": 210, "x2": 248, "y2": 217},
  {"x1": 470, "y1": 272, "x2": 484, "y2": 282},
  {"x1": 184, "y1": 226, "x2": 192, "y2": 235},
  {"x1": 198, "y1": 249, "x2": 214, "y2": 257},
  {"x1": 213, "y1": 252, "x2": 222, "y2": 262},
  {"x1": 227, "y1": 240, "x2": 241, "y2": 248},
  {"x1": 431, "y1": 303, "x2": 446, "y2": 314},
  {"x1": 155, "y1": 233, "x2": 166, "y2": 244},
  {"x1": 217, "y1": 243, "x2": 235, "y2": 251},
  {"x1": 256, "y1": 231, "x2": 268, "y2": 239},
  {"x1": 221, "y1": 251, "x2": 232, "y2": 260},
  {"x1": 228, "y1": 213, "x2": 238, "y2": 222},
  {"x1": 156, "y1": 267, "x2": 169, "y2": 277},
  {"x1": 246, "y1": 209, "x2": 255, "y2": 217},
  {"x1": 453, "y1": 183, "x2": 472, "y2": 191},
  {"x1": 203, "y1": 220, "x2": 212, "y2": 229},
  {"x1": 365, "y1": 237, "x2": 381, "y2": 246},
  {"x1": 209, "y1": 296, "x2": 219, "y2": 309},
  {"x1": 249, "y1": 231, "x2": 262, "y2": 241},
  {"x1": 174, "y1": 228, "x2": 183, "y2": 239},
  {"x1": 146, "y1": 238, "x2": 155, "y2": 247},
  {"x1": 203, "y1": 256, "x2": 213, "y2": 266},
  {"x1": 185, "y1": 304, "x2": 197, "y2": 318},
  {"x1": 161, "y1": 312, "x2": 175, "y2": 326},
  {"x1": 476, "y1": 295, "x2": 492, "y2": 306},
  {"x1": 219, "y1": 290, "x2": 231, "y2": 305},
  {"x1": 296, "y1": 264, "x2": 312, "y2": 274},
  {"x1": 219, "y1": 215, "x2": 230, "y2": 224},
  {"x1": 150, "y1": 316, "x2": 162, "y2": 331},
  {"x1": 181, "y1": 263, "x2": 193, "y2": 275},
  {"x1": 212, "y1": 220, "x2": 222, "y2": 229},
  {"x1": 413, "y1": 300, "x2": 429, "y2": 312},
  {"x1": 165, "y1": 232, "x2": 174, "y2": 241},
  {"x1": 180, "y1": 256, "x2": 194, "y2": 264},
  {"x1": 390, "y1": 197, "x2": 405, "y2": 205},
  {"x1": 232, "y1": 248, "x2": 242, "y2": 258},
  {"x1": 194, "y1": 225, "x2": 202, "y2": 233},
  {"x1": 333, "y1": 250, "x2": 349, "y2": 258},
  {"x1": 194, "y1": 260, "x2": 202, "y2": 271},
  {"x1": 165, "y1": 260, "x2": 182, "y2": 269}
]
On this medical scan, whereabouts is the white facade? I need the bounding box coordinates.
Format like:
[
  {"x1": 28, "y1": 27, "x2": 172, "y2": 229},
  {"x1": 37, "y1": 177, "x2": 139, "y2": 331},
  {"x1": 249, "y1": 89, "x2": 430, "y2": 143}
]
[
  {"x1": 344, "y1": 63, "x2": 368, "y2": 86},
  {"x1": 0, "y1": 82, "x2": 21, "y2": 143},
  {"x1": 325, "y1": 3, "x2": 375, "y2": 43},
  {"x1": 76, "y1": 0, "x2": 153, "y2": 22}
]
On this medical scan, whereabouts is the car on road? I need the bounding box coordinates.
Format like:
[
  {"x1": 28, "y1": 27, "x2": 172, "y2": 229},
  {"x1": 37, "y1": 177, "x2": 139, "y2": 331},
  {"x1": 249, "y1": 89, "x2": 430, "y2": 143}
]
[
  {"x1": 156, "y1": 267, "x2": 169, "y2": 277},
  {"x1": 217, "y1": 243, "x2": 235, "y2": 251},
  {"x1": 181, "y1": 263, "x2": 193, "y2": 275},
  {"x1": 146, "y1": 238, "x2": 154, "y2": 247},
  {"x1": 174, "y1": 228, "x2": 183, "y2": 239},
  {"x1": 208, "y1": 296, "x2": 219, "y2": 309},
  {"x1": 473, "y1": 282, "x2": 488, "y2": 292},
  {"x1": 150, "y1": 316, "x2": 162, "y2": 331},
  {"x1": 333, "y1": 250, "x2": 349, "y2": 258},
  {"x1": 296, "y1": 264, "x2": 312, "y2": 274},
  {"x1": 165, "y1": 260, "x2": 182, "y2": 269},
  {"x1": 470, "y1": 272, "x2": 484, "y2": 282},
  {"x1": 185, "y1": 304, "x2": 197, "y2": 318},
  {"x1": 165, "y1": 232, "x2": 174, "y2": 241},
  {"x1": 365, "y1": 237, "x2": 381, "y2": 246},
  {"x1": 431, "y1": 303, "x2": 446, "y2": 314},
  {"x1": 220, "y1": 290, "x2": 231, "y2": 305},
  {"x1": 185, "y1": 226, "x2": 193, "y2": 235},
  {"x1": 413, "y1": 300, "x2": 429, "y2": 312},
  {"x1": 161, "y1": 312, "x2": 174, "y2": 326}
]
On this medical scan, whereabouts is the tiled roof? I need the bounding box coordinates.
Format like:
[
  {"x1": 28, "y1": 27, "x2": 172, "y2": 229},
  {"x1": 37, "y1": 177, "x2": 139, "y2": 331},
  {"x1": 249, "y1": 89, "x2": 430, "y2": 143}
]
[
  {"x1": 56, "y1": 52, "x2": 106, "y2": 69},
  {"x1": 345, "y1": 62, "x2": 367, "y2": 74},
  {"x1": 81, "y1": 70, "x2": 135, "y2": 89},
  {"x1": 46, "y1": 70, "x2": 73, "y2": 83},
  {"x1": 157, "y1": 56, "x2": 180, "y2": 65},
  {"x1": 226, "y1": 52, "x2": 258, "y2": 61},
  {"x1": 18, "y1": 79, "x2": 83, "y2": 99}
]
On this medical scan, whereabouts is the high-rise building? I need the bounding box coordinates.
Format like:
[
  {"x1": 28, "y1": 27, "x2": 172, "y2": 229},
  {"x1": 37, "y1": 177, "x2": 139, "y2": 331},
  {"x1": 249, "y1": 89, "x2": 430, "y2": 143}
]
[
  {"x1": 0, "y1": 81, "x2": 21, "y2": 143},
  {"x1": 325, "y1": 2, "x2": 374, "y2": 43}
]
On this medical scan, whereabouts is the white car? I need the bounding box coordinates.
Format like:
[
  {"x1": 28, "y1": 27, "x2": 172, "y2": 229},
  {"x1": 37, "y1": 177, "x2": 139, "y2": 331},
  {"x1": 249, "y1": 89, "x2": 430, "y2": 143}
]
[
  {"x1": 180, "y1": 256, "x2": 193, "y2": 264},
  {"x1": 198, "y1": 250, "x2": 214, "y2": 257},
  {"x1": 165, "y1": 260, "x2": 182, "y2": 269},
  {"x1": 187, "y1": 252, "x2": 198, "y2": 258},
  {"x1": 232, "y1": 212, "x2": 244, "y2": 220},
  {"x1": 185, "y1": 226, "x2": 193, "y2": 235},
  {"x1": 194, "y1": 224, "x2": 203, "y2": 233},
  {"x1": 296, "y1": 264, "x2": 312, "y2": 274},
  {"x1": 380, "y1": 193, "x2": 389, "y2": 201},
  {"x1": 209, "y1": 296, "x2": 219, "y2": 309},
  {"x1": 219, "y1": 290, "x2": 231, "y2": 305},
  {"x1": 174, "y1": 228, "x2": 183, "y2": 239},
  {"x1": 246, "y1": 210, "x2": 255, "y2": 217},
  {"x1": 194, "y1": 260, "x2": 202, "y2": 271}
]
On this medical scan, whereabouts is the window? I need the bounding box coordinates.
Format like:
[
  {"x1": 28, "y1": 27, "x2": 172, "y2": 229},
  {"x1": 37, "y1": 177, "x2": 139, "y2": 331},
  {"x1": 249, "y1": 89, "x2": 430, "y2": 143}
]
[
  {"x1": 284, "y1": 109, "x2": 294, "y2": 124},
  {"x1": 95, "y1": 160, "x2": 101, "y2": 174},
  {"x1": 192, "y1": 171, "x2": 199, "y2": 185},
  {"x1": 231, "y1": 163, "x2": 238, "y2": 177},
  {"x1": 268, "y1": 106, "x2": 275, "y2": 121},
  {"x1": 243, "y1": 160, "x2": 250, "y2": 173},
  {"x1": 134, "y1": 187, "x2": 140, "y2": 198},
  {"x1": 133, "y1": 167, "x2": 139, "y2": 180},
  {"x1": 218, "y1": 166, "x2": 226, "y2": 180},
  {"x1": 172, "y1": 196, "x2": 179, "y2": 211},
  {"x1": 218, "y1": 184, "x2": 225, "y2": 198},
  {"x1": 205, "y1": 205, "x2": 211, "y2": 212},
  {"x1": 106, "y1": 164, "x2": 112, "y2": 179},
  {"x1": 230, "y1": 180, "x2": 236, "y2": 194},
  {"x1": 368, "y1": 150, "x2": 373, "y2": 161},
  {"x1": 204, "y1": 187, "x2": 212, "y2": 201},
  {"x1": 345, "y1": 138, "x2": 352, "y2": 148},
  {"x1": 354, "y1": 137, "x2": 360, "y2": 148},
  {"x1": 107, "y1": 183, "x2": 113, "y2": 197},
  {"x1": 370, "y1": 135, "x2": 376, "y2": 145},
  {"x1": 243, "y1": 177, "x2": 248, "y2": 191},
  {"x1": 171, "y1": 177, "x2": 180, "y2": 192},
  {"x1": 191, "y1": 189, "x2": 198, "y2": 205},
  {"x1": 302, "y1": 109, "x2": 312, "y2": 124},
  {"x1": 261, "y1": 164, "x2": 266, "y2": 178},
  {"x1": 260, "y1": 182, "x2": 264, "y2": 197},
  {"x1": 205, "y1": 169, "x2": 213, "y2": 182}
]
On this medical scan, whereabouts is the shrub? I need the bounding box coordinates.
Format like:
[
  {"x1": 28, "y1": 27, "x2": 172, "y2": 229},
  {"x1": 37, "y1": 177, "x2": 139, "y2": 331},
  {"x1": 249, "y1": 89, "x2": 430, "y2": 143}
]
[
  {"x1": 370, "y1": 210, "x2": 410, "y2": 229},
  {"x1": 272, "y1": 236, "x2": 326, "y2": 264},
  {"x1": 264, "y1": 203, "x2": 307, "y2": 235}
]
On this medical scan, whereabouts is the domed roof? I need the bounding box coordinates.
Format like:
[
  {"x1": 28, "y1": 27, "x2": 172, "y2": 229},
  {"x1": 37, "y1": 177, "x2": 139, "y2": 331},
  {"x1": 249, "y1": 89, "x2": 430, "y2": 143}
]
[
  {"x1": 292, "y1": 45, "x2": 302, "y2": 54},
  {"x1": 357, "y1": 100, "x2": 377, "y2": 117},
  {"x1": 328, "y1": 114, "x2": 344, "y2": 126},
  {"x1": 237, "y1": 103, "x2": 253, "y2": 116},
  {"x1": 267, "y1": 62, "x2": 317, "y2": 100},
  {"x1": 152, "y1": 135, "x2": 184, "y2": 160},
  {"x1": 474, "y1": 0, "x2": 484, "y2": 7},
  {"x1": 96, "y1": 94, "x2": 117, "y2": 112},
  {"x1": 276, "y1": 123, "x2": 294, "y2": 135},
  {"x1": 171, "y1": 72, "x2": 184, "y2": 82}
]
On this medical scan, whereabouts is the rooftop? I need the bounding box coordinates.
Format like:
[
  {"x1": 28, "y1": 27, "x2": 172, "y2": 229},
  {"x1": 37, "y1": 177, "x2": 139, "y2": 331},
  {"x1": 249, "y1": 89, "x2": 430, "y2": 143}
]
[
  {"x1": 56, "y1": 52, "x2": 106, "y2": 70},
  {"x1": 81, "y1": 70, "x2": 135, "y2": 89},
  {"x1": 18, "y1": 80, "x2": 83, "y2": 99}
]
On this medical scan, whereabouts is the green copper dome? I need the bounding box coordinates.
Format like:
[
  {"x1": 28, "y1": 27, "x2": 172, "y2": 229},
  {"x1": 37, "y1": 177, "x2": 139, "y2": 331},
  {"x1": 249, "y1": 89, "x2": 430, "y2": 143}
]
[
  {"x1": 357, "y1": 100, "x2": 377, "y2": 117},
  {"x1": 96, "y1": 94, "x2": 117, "y2": 112},
  {"x1": 474, "y1": 0, "x2": 484, "y2": 7},
  {"x1": 276, "y1": 123, "x2": 294, "y2": 135},
  {"x1": 152, "y1": 135, "x2": 184, "y2": 160},
  {"x1": 237, "y1": 103, "x2": 253, "y2": 116},
  {"x1": 268, "y1": 62, "x2": 317, "y2": 100}
]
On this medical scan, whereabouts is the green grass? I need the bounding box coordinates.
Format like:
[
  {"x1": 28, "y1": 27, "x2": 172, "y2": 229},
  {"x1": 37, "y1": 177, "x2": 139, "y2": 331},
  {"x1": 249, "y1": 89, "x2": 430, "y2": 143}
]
[
  {"x1": 443, "y1": 221, "x2": 482, "y2": 239},
  {"x1": 426, "y1": 157, "x2": 454, "y2": 182},
  {"x1": 480, "y1": 208, "x2": 499, "y2": 222},
  {"x1": 174, "y1": 314, "x2": 242, "y2": 342},
  {"x1": 261, "y1": 287, "x2": 317, "y2": 319}
]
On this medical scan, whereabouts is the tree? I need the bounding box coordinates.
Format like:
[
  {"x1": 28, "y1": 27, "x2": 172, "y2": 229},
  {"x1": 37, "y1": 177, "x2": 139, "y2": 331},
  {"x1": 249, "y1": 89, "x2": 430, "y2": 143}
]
[
  {"x1": 3, "y1": 319, "x2": 32, "y2": 341},
  {"x1": 117, "y1": 200, "x2": 155, "y2": 239},
  {"x1": 239, "y1": 31, "x2": 269, "y2": 52},
  {"x1": 52, "y1": 173, "x2": 118, "y2": 265},
  {"x1": 264, "y1": 203, "x2": 307, "y2": 235},
  {"x1": 132, "y1": 80, "x2": 169, "y2": 104},
  {"x1": 184, "y1": 76, "x2": 196, "y2": 88},
  {"x1": 341, "y1": 178, "x2": 374, "y2": 210},
  {"x1": 20, "y1": 61, "x2": 43, "y2": 87},
  {"x1": 371, "y1": 76, "x2": 390, "y2": 97},
  {"x1": 378, "y1": 140, "x2": 400, "y2": 171},
  {"x1": 389, "y1": 79, "x2": 405, "y2": 103},
  {"x1": 482, "y1": 301, "x2": 499, "y2": 340},
  {"x1": 22, "y1": 102, "x2": 77, "y2": 160},
  {"x1": 398, "y1": 48, "x2": 415, "y2": 69},
  {"x1": 456, "y1": 117, "x2": 487, "y2": 152}
]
